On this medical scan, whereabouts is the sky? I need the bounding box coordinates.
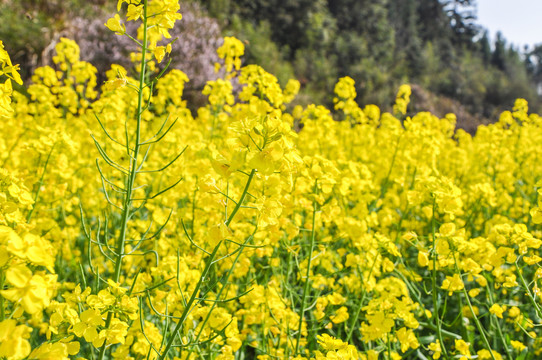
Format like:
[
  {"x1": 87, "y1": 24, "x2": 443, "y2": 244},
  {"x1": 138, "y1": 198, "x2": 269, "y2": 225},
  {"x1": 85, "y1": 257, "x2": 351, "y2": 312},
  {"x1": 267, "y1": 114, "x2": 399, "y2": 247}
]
[{"x1": 476, "y1": 0, "x2": 542, "y2": 50}]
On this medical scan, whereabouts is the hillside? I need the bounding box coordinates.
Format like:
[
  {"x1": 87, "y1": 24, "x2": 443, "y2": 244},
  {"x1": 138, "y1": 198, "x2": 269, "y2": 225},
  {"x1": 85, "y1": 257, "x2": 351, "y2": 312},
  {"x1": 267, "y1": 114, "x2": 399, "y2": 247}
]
[{"x1": 1, "y1": 0, "x2": 541, "y2": 129}]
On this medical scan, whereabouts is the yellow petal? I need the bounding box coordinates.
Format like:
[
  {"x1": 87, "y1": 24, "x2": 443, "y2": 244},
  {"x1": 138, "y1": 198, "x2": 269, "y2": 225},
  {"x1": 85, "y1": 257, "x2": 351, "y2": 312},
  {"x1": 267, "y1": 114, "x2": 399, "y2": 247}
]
[{"x1": 5, "y1": 265, "x2": 32, "y2": 288}]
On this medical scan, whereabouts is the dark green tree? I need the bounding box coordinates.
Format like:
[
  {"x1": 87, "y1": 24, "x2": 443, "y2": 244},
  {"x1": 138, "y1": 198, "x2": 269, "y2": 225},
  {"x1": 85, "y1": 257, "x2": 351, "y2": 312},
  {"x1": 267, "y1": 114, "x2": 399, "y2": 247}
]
[{"x1": 492, "y1": 31, "x2": 507, "y2": 70}]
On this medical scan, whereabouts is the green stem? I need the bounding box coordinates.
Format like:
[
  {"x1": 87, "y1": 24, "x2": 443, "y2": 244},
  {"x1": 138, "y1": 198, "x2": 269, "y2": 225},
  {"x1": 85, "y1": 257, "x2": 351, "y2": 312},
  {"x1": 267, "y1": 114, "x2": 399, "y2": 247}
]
[
  {"x1": 378, "y1": 133, "x2": 402, "y2": 201},
  {"x1": 345, "y1": 256, "x2": 379, "y2": 342},
  {"x1": 27, "y1": 143, "x2": 55, "y2": 223},
  {"x1": 486, "y1": 283, "x2": 513, "y2": 360},
  {"x1": 418, "y1": 322, "x2": 462, "y2": 340},
  {"x1": 516, "y1": 262, "x2": 542, "y2": 320},
  {"x1": 157, "y1": 242, "x2": 222, "y2": 360},
  {"x1": 459, "y1": 282, "x2": 497, "y2": 360},
  {"x1": 430, "y1": 200, "x2": 449, "y2": 359},
  {"x1": 159, "y1": 169, "x2": 256, "y2": 359},
  {"x1": 451, "y1": 252, "x2": 496, "y2": 360},
  {"x1": 294, "y1": 180, "x2": 318, "y2": 356},
  {"x1": 97, "y1": 2, "x2": 149, "y2": 359},
  {"x1": 185, "y1": 232, "x2": 255, "y2": 359},
  {"x1": 225, "y1": 169, "x2": 256, "y2": 226}
]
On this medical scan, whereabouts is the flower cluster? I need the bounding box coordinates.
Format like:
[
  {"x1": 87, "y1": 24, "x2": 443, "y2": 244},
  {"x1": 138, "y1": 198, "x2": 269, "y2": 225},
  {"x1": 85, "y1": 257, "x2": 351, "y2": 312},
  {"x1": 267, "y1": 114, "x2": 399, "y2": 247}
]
[
  {"x1": 0, "y1": 41, "x2": 22, "y2": 118},
  {"x1": 2, "y1": 1, "x2": 542, "y2": 359}
]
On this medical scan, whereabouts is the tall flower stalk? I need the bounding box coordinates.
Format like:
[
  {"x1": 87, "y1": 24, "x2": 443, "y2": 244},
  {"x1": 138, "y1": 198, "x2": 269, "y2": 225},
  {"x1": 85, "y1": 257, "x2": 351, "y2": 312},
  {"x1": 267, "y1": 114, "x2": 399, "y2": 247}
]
[{"x1": 80, "y1": 1, "x2": 184, "y2": 358}]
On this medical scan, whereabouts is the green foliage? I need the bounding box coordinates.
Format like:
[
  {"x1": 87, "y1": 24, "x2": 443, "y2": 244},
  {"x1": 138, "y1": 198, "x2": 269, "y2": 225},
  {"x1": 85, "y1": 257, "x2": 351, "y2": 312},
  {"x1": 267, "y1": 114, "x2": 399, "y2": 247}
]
[
  {"x1": 0, "y1": 0, "x2": 107, "y2": 80},
  {"x1": 2, "y1": 0, "x2": 541, "y2": 123},
  {"x1": 0, "y1": 2, "x2": 50, "y2": 79},
  {"x1": 200, "y1": 0, "x2": 542, "y2": 125}
]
